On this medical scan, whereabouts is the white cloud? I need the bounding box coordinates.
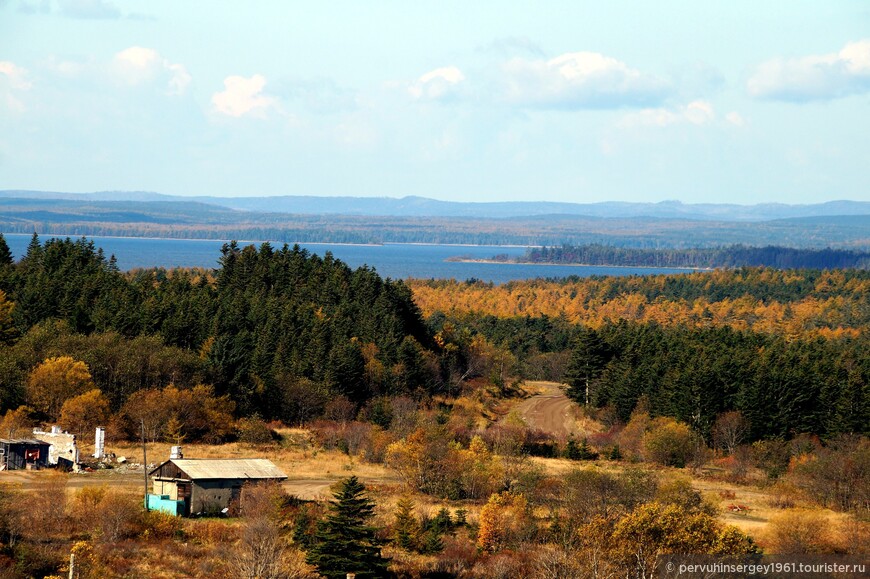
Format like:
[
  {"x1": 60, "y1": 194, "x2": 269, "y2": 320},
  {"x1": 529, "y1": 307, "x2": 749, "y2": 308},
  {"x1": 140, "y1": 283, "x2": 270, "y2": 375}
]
[
  {"x1": 0, "y1": 61, "x2": 31, "y2": 112},
  {"x1": 212, "y1": 74, "x2": 279, "y2": 118},
  {"x1": 619, "y1": 100, "x2": 716, "y2": 128},
  {"x1": 503, "y1": 51, "x2": 670, "y2": 109},
  {"x1": 111, "y1": 47, "x2": 191, "y2": 95},
  {"x1": 408, "y1": 66, "x2": 465, "y2": 101},
  {"x1": 747, "y1": 39, "x2": 870, "y2": 101}
]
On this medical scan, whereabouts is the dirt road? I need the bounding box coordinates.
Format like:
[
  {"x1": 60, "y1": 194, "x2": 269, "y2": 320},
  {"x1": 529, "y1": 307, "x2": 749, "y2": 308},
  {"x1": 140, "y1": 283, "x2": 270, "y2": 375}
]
[{"x1": 513, "y1": 381, "x2": 583, "y2": 438}]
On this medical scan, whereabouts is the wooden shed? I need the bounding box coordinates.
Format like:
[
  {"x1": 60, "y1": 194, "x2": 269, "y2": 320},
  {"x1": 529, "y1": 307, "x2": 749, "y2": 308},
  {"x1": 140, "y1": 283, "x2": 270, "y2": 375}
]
[
  {"x1": 0, "y1": 438, "x2": 51, "y2": 471},
  {"x1": 148, "y1": 458, "x2": 287, "y2": 516}
]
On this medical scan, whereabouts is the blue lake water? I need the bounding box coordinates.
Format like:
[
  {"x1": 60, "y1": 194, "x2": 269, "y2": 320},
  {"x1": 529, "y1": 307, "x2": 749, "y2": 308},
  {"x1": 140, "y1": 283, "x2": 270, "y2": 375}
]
[{"x1": 2, "y1": 233, "x2": 693, "y2": 283}]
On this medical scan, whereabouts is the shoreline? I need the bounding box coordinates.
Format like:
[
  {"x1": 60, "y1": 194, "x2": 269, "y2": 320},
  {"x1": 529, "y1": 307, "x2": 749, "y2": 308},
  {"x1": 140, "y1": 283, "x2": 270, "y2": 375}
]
[{"x1": 448, "y1": 258, "x2": 709, "y2": 271}]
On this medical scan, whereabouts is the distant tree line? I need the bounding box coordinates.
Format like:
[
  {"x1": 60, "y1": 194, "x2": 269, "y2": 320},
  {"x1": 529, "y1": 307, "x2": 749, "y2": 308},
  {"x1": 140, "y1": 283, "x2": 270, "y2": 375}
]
[
  {"x1": 497, "y1": 243, "x2": 870, "y2": 269},
  {"x1": 2, "y1": 212, "x2": 869, "y2": 249}
]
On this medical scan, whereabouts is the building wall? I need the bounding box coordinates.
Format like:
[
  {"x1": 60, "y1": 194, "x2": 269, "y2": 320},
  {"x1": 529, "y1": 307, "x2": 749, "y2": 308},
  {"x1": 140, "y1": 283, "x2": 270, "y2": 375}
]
[
  {"x1": 153, "y1": 479, "x2": 180, "y2": 500},
  {"x1": 0, "y1": 442, "x2": 51, "y2": 470},
  {"x1": 32, "y1": 428, "x2": 79, "y2": 466},
  {"x1": 190, "y1": 479, "x2": 243, "y2": 515}
]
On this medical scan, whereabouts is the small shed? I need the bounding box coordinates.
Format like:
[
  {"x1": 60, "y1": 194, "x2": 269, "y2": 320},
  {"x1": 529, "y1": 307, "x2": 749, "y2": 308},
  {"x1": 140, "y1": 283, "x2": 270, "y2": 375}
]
[
  {"x1": 0, "y1": 438, "x2": 52, "y2": 471},
  {"x1": 148, "y1": 458, "x2": 287, "y2": 516}
]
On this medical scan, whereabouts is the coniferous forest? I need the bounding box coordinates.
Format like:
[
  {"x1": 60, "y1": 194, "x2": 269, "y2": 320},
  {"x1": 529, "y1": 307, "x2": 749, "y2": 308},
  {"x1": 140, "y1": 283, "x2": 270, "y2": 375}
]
[{"x1": 0, "y1": 235, "x2": 438, "y2": 426}]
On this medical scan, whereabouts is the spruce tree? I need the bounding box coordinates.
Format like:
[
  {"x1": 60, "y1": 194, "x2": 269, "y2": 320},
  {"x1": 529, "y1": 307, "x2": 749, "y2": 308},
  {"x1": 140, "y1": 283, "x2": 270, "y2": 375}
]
[
  {"x1": 0, "y1": 233, "x2": 12, "y2": 267},
  {"x1": 565, "y1": 328, "x2": 609, "y2": 406},
  {"x1": 306, "y1": 476, "x2": 389, "y2": 579}
]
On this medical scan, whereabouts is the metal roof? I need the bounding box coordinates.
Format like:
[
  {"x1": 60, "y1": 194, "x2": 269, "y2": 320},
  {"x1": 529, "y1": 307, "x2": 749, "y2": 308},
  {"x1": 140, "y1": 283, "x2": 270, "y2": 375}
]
[
  {"x1": 0, "y1": 438, "x2": 51, "y2": 445},
  {"x1": 155, "y1": 458, "x2": 287, "y2": 480}
]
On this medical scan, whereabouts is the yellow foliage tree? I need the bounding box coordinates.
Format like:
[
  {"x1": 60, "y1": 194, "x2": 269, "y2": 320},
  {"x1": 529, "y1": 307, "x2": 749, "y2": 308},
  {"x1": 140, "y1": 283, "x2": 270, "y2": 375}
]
[
  {"x1": 0, "y1": 290, "x2": 16, "y2": 345},
  {"x1": 611, "y1": 502, "x2": 757, "y2": 577},
  {"x1": 476, "y1": 491, "x2": 531, "y2": 552},
  {"x1": 0, "y1": 405, "x2": 36, "y2": 439},
  {"x1": 59, "y1": 389, "x2": 111, "y2": 439},
  {"x1": 27, "y1": 356, "x2": 94, "y2": 420}
]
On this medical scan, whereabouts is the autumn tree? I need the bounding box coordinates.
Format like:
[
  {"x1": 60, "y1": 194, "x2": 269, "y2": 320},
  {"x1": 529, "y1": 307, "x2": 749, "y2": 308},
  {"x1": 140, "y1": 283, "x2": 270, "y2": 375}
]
[
  {"x1": 0, "y1": 406, "x2": 36, "y2": 439},
  {"x1": 26, "y1": 356, "x2": 94, "y2": 420},
  {"x1": 305, "y1": 476, "x2": 388, "y2": 579},
  {"x1": 232, "y1": 482, "x2": 314, "y2": 579},
  {"x1": 611, "y1": 502, "x2": 757, "y2": 577},
  {"x1": 476, "y1": 491, "x2": 533, "y2": 553},
  {"x1": 0, "y1": 290, "x2": 16, "y2": 346},
  {"x1": 59, "y1": 390, "x2": 110, "y2": 440},
  {"x1": 116, "y1": 384, "x2": 235, "y2": 443},
  {"x1": 712, "y1": 411, "x2": 750, "y2": 455}
]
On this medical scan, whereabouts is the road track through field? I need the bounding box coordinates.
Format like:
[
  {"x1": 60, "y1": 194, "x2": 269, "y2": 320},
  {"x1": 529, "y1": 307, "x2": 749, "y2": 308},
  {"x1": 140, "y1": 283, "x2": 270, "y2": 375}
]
[{"x1": 513, "y1": 381, "x2": 579, "y2": 438}]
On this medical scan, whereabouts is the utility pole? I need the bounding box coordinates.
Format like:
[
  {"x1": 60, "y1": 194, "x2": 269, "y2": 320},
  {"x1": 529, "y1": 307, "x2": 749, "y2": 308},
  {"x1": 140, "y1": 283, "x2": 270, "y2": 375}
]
[{"x1": 142, "y1": 420, "x2": 149, "y2": 512}]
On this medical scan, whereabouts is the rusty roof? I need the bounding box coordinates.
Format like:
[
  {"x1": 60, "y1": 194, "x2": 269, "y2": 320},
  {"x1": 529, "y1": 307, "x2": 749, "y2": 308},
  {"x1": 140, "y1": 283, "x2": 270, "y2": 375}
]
[{"x1": 152, "y1": 458, "x2": 287, "y2": 480}]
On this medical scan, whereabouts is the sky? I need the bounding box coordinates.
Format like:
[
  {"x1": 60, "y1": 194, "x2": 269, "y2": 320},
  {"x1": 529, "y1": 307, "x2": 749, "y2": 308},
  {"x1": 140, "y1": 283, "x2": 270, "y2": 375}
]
[{"x1": 1, "y1": 1, "x2": 869, "y2": 205}]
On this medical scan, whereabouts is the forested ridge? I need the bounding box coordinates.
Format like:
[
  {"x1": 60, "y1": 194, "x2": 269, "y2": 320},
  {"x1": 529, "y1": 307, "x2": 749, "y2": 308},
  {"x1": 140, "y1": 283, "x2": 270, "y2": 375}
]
[{"x1": 493, "y1": 243, "x2": 870, "y2": 269}]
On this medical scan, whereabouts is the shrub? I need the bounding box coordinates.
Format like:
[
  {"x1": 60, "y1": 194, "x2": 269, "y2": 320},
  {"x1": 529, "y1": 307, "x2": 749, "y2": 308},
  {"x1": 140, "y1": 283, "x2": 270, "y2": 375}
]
[
  {"x1": 642, "y1": 417, "x2": 699, "y2": 468},
  {"x1": 765, "y1": 509, "x2": 839, "y2": 554},
  {"x1": 142, "y1": 510, "x2": 185, "y2": 540},
  {"x1": 237, "y1": 416, "x2": 275, "y2": 445},
  {"x1": 752, "y1": 439, "x2": 792, "y2": 480},
  {"x1": 97, "y1": 491, "x2": 142, "y2": 543},
  {"x1": 186, "y1": 519, "x2": 239, "y2": 545}
]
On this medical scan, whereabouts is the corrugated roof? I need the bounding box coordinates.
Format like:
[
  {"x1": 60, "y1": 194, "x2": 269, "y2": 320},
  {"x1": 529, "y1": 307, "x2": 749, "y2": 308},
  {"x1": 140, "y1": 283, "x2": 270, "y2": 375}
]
[
  {"x1": 163, "y1": 458, "x2": 287, "y2": 480},
  {"x1": 0, "y1": 438, "x2": 51, "y2": 445}
]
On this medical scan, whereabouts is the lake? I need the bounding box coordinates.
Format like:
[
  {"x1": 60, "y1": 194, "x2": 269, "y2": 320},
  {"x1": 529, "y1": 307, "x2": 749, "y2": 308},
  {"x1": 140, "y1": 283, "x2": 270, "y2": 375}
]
[{"x1": 2, "y1": 233, "x2": 693, "y2": 284}]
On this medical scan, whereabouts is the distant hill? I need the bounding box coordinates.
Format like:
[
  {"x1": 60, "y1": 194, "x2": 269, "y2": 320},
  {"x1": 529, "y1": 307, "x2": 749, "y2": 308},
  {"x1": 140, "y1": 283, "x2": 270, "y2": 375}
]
[
  {"x1": 1, "y1": 191, "x2": 869, "y2": 249},
  {"x1": 2, "y1": 190, "x2": 868, "y2": 221}
]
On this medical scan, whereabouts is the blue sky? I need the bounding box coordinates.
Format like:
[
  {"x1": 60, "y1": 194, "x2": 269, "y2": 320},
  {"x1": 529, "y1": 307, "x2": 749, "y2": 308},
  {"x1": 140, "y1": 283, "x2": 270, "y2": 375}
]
[{"x1": 1, "y1": 1, "x2": 869, "y2": 204}]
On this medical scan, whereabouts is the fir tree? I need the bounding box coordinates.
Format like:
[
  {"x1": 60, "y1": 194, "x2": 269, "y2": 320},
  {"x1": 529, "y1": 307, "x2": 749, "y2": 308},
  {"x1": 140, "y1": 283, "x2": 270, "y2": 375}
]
[{"x1": 306, "y1": 476, "x2": 389, "y2": 579}]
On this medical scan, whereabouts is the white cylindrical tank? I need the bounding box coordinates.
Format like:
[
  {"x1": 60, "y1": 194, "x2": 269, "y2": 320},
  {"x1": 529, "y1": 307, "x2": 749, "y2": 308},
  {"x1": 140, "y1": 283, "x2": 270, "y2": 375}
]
[{"x1": 170, "y1": 445, "x2": 183, "y2": 459}]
